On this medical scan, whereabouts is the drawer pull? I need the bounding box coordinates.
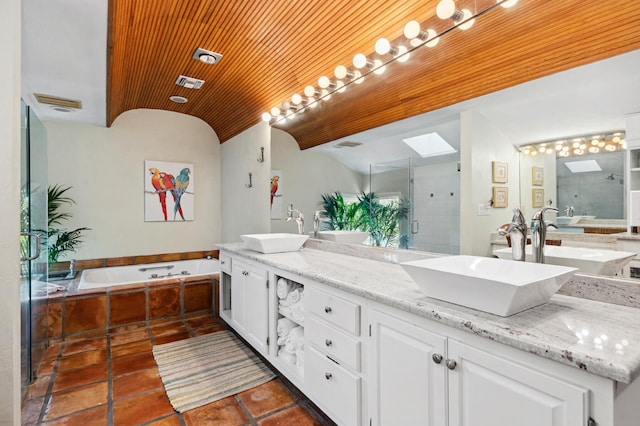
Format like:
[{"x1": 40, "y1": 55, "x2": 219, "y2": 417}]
[
  {"x1": 432, "y1": 353, "x2": 443, "y2": 364},
  {"x1": 325, "y1": 372, "x2": 333, "y2": 380},
  {"x1": 446, "y1": 359, "x2": 457, "y2": 370},
  {"x1": 325, "y1": 339, "x2": 333, "y2": 347},
  {"x1": 324, "y1": 306, "x2": 332, "y2": 314},
  {"x1": 221, "y1": 261, "x2": 226, "y2": 264}
]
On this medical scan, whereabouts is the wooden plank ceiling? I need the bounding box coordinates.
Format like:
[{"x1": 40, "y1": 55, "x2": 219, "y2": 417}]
[{"x1": 108, "y1": 0, "x2": 640, "y2": 150}]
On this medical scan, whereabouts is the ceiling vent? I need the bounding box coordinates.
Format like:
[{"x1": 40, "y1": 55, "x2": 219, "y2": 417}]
[
  {"x1": 335, "y1": 141, "x2": 363, "y2": 148},
  {"x1": 175, "y1": 75, "x2": 205, "y2": 89},
  {"x1": 34, "y1": 93, "x2": 82, "y2": 109},
  {"x1": 192, "y1": 48, "x2": 223, "y2": 64}
]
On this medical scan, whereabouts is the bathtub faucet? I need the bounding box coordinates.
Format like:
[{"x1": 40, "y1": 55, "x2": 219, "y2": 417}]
[{"x1": 139, "y1": 265, "x2": 174, "y2": 272}]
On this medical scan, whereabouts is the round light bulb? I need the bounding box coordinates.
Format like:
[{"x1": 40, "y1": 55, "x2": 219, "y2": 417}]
[
  {"x1": 291, "y1": 93, "x2": 302, "y2": 105},
  {"x1": 336, "y1": 80, "x2": 346, "y2": 93},
  {"x1": 545, "y1": 148, "x2": 553, "y2": 154},
  {"x1": 396, "y1": 45, "x2": 410, "y2": 63},
  {"x1": 562, "y1": 146, "x2": 570, "y2": 152},
  {"x1": 523, "y1": 148, "x2": 530, "y2": 155},
  {"x1": 574, "y1": 149, "x2": 583, "y2": 155},
  {"x1": 591, "y1": 139, "x2": 599, "y2": 145},
  {"x1": 308, "y1": 98, "x2": 317, "y2": 107},
  {"x1": 499, "y1": 0, "x2": 518, "y2": 7},
  {"x1": 261, "y1": 112, "x2": 272, "y2": 122},
  {"x1": 605, "y1": 144, "x2": 616, "y2": 151},
  {"x1": 304, "y1": 85, "x2": 316, "y2": 97},
  {"x1": 320, "y1": 89, "x2": 330, "y2": 100},
  {"x1": 404, "y1": 20, "x2": 421, "y2": 39},
  {"x1": 373, "y1": 59, "x2": 385, "y2": 75},
  {"x1": 410, "y1": 38, "x2": 422, "y2": 47},
  {"x1": 353, "y1": 70, "x2": 364, "y2": 84},
  {"x1": 588, "y1": 146, "x2": 599, "y2": 153},
  {"x1": 538, "y1": 146, "x2": 546, "y2": 153},
  {"x1": 334, "y1": 65, "x2": 348, "y2": 79},
  {"x1": 555, "y1": 144, "x2": 563, "y2": 151},
  {"x1": 375, "y1": 38, "x2": 391, "y2": 55},
  {"x1": 459, "y1": 9, "x2": 475, "y2": 30},
  {"x1": 613, "y1": 135, "x2": 621, "y2": 143},
  {"x1": 425, "y1": 29, "x2": 440, "y2": 47},
  {"x1": 270, "y1": 107, "x2": 281, "y2": 117},
  {"x1": 572, "y1": 142, "x2": 581, "y2": 148},
  {"x1": 318, "y1": 76, "x2": 330, "y2": 89},
  {"x1": 436, "y1": 0, "x2": 456, "y2": 19},
  {"x1": 598, "y1": 141, "x2": 606, "y2": 148},
  {"x1": 531, "y1": 150, "x2": 537, "y2": 156},
  {"x1": 353, "y1": 53, "x2": 368, "y2": 69},
  {"x1": 580, "y1": 144, "x2": 587, "y2": 150},
  {"x1": 281, "y1": 101, "x2": 291, "y2": 110}
]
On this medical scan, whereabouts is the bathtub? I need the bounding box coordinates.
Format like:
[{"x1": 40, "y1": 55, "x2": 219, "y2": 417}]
[{"x1": 78, "y1": 258, "x2": 220, "y2": 290}]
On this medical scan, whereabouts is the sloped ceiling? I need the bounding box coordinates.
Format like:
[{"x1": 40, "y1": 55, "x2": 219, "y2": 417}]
[{"x1": 22, "y1": 0, "x2": 640, "y2": 149}]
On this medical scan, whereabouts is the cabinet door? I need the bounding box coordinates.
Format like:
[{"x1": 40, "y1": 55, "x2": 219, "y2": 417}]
[
  {"x1": 447, "y1": 339, "x2": 588, "y2": 426},
  {"x1": 244, "y1": 263, "x2": 269, "y2": 354},
  {"x1": 230, "y1": 264, "x2": 246, "y2": 333},
  {"x1": 369, "y1": 308, "x2": 447, "y2": 426}
]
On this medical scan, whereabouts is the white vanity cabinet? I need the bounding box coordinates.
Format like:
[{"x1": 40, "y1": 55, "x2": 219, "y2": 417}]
[
  {"x1": 368, "y1": 304, "x2": 611, "y2": 426},
  {"x1": 304, "y1": 285, "x2": 364, "y2": 426},
  {"x1": 229, "y1": 257, "x2": 270, "y2": 355}
]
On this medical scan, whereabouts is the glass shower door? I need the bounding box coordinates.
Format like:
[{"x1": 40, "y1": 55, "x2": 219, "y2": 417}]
[{"x1": 20, "y1": 100, "x2": 48, "y2": 392}]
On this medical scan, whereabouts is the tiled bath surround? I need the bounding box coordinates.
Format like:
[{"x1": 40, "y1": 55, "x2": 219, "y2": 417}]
[{"x1": 36, "y1": 250, "x2": 219, "y2": 345}]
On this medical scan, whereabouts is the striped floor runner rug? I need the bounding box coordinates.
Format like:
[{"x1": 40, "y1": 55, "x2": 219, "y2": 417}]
[{"x1": 152, "y1": 330, "x2": 276, "y2": 412}]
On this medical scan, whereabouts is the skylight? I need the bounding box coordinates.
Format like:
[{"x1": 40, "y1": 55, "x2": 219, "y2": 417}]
[
  {"x1": 564, "y1": 160, "x2": 602, "y2": 173},
  {"x1": 402, "y1": 132, "x2": 456, "y2": 158}
]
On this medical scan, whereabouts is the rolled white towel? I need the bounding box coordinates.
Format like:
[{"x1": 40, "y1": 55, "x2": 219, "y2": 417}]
[
  {"x1": 285, "y1": 326, "x2": 304, "y2": 353},
  {"x1": 284, "y1": 288, "x2": 301, "y2": 306},
  {"x1": 290, "y1": 302, "x2": 304, "y2": 324},
  {"x1": 277, "y1": 347, "x2": 296, "y2": 365},
  {"x1": 277, "y1": 317, "x2": 297, "y2": 337},
  {"x1": 295, "y1": 349, "x2": 304, "y2": 368},
  {"x1": 276, "y1": 278, "x2": 294, "y2": 300},
  {"x1": 277, "y1": 335, "x2": 287, "y2": 346},
  {"x1": 278, "y1": 303, "x2": 292, "y2": 318}
]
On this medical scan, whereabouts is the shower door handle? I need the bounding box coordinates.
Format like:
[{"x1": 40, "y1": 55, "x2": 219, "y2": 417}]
[
  {"x1": 411, "y1": 220, "x2": 419, "y2": 234},
  {"x1": 20, "y1": 232, "x2": 42, "y2": 262}
]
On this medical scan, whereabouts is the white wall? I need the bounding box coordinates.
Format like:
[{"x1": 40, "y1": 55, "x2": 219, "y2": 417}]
[
  {"x1": 46, "y1": 109, "x2": 221, "y2": 259},
  {"x1": 221, "y1": 123, "x2": 271, "y2": 242},
  {"x1": 460, "y1": 110, "x2": 521, "y2": 256},
  {"x1": 0, "y1": 0, "x2": 21, "y2": 422},
  {"x1": 270, "y1": 129, "x2": 366, "y2": 235}
]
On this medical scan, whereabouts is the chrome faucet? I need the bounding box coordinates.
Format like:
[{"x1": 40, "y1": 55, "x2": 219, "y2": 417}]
[
  {"x1": 530, "y1": 207, "x2": 559, "y2": 263},
  {"x1": 286, "y1": 204, "x2": 305, "y2": 235},
  {"x1": 563, "y1": 205, "x2": 574, "y2": 217},
  {"x1": 313, "y1": 210, "x2": 329, "y2": 238},
  {"x1": 498, "y1": 208, "x2": 527, "y2": 261}
]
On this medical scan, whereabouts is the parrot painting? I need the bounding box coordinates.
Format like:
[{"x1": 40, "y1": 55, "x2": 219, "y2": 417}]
[
  {"x1": 149, "y1": 167, "x2": 176, "y2": 221},
  {"x1": 270, "y1": 175, "x2": 279, "y2": 207},
  {"x1": 172, "y1": 168, "x2": 190, "y2": 220}
]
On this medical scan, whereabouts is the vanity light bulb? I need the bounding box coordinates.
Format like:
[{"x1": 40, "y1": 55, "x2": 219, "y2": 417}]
[
  {"x1": 555, "y1": 144, "x2": 563, "y2": 151},
  {"x1": 336, "y1": 80, "x2": 346, "y2": 93},
  {"x1": 308, "y1": 97, "x2": 317, "y2": 107},
  {"x1": 545, "y1": 148, "x2": 553, "y2": 154},
  {"x1": 334, "y1": 65, "x2": 348, "y2": 79},
  {"x1": 598, "y1": 141, "x2": 606, "y2": 148},
  {"x1": 613, "y1": 136, "x2": 621, "y2": 143},
  {"x1": 523, "y1": 148, "x2": 530, "y2": 155},
  {"x1": 270, "y1": 107, "x2": 281, "y2": 117},
  {"x1": 318, "y1": 76, "x2": 330, "y2": 89},
  {"x1": 588, "y1": 147, "x2": 599, "y2": 153},
  {"x1": 425, "y1": 30, "x2": 440, "y2": 48},
  {"x1": 373, "y1": 59, "x2": 385, "y2": 75},
  {"x1": 580, "y1": 144, "x2": 587, "y2": 150},
  {"x1": 562, "y1": 146, "x2": 570, "y2": 152},
  {"x1": 320, "y1": 89, "x2": 331, "y2": 101},
  {"x1": 605, "y1": 144, "x2": 616, "y2": 151},
  {"x1": 353, "y1": 53, "x2": 368, "y2": 69},
  {"x1": 574, "y1": 148, "x2": 583, "y2": 155},
  {"x1": 396, "y1": 45, "x2": 410, "y2": 63},
  {"x1": 499, "y1": 0, "x2": 518, "y2": 8},
  {"x1": 404, "y1": 20, "x2": 421, "y2": 39},
  {"x1": 530, "y1": 150, "x2": 537, "y2": 156},
  {"x1": 304, "y1": 85, "x2": 316, "y2": 97},
  {"x1": 458, "y1": 9, "x2": 475, "y2": 30},
  {"x1": 437, "y1": 0, "x2": 456, "y2": 19},
  {"x1": 591, "y1": 139, "x2": 599, "y2": 145},
  {"x1": 261, "y1": 112, "x2": 272, "y2": 122},
  {"x1": 291, "y1": 93, "x2": 302, "y2": 105},
  {"x1": 375, "y1": 38, "x2": 391, "y2": 55},
  {"x1": 353, "y1": 70, "x2": 364, "y2": 84},
  {"x1": 572, "y1": 142, "x2": 581, "y2": 148}
]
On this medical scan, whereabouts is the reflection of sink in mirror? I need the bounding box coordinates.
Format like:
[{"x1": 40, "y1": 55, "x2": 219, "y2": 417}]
[
  {"x1": 556, "y1": 215, "x2": 595, "y2": 226},
  {"x1": 241, "y1": 233, "x2": 309, "y2": 254},
  {"x1": 400, "y1": 255, "x2": 576, "y2": 317},
  {"x1": 315, "y1": 231, "x2": 370, "y2": 244},
  {"x1": 494, "y1": 246, "x2": 635, "y2": 276}
]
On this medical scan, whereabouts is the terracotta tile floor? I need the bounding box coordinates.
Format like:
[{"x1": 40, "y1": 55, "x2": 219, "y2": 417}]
[{"x1": 22, "y1": 313, "x2": 335, "y2": 426}]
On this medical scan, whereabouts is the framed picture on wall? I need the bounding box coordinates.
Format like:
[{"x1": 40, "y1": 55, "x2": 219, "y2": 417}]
[
  {"x1": 144, "y1": 160, "x2": 194, "y2": 222},
  {"x1": 532, "y1": 188, "x2": 544, "y2": 208},
  {"x1": 492, "y1": 161, "x2": 508, "y2": 183},
  {"x1": 532, "y1": 166, "x2": 544, "y2": 186},
  {"x1": 270, "y1": 170, "x2": 283, "y2": 219},
  {"x1": 493, "y1": 186, "x2": 508, "y2": 208}
]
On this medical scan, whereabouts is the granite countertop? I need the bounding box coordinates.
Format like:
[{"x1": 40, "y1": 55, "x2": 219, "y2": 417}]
[{"x1": 218, "y1": 242, "x2": 640, "y2": 384}]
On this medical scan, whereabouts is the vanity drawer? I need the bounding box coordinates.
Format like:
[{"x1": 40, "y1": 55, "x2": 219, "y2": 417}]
[
  {"x1": 219, "y1": 252, "x2": 232, "y2": 274},
  {"x1": 306, "y1": 287, "x2": 360, "y2": 336},
  {"x1": 306, "y1": 345, "x2": 361, "y2": 426},
  {"x1": 306, "y1": 316, "x2": 360, "y2": 371}
]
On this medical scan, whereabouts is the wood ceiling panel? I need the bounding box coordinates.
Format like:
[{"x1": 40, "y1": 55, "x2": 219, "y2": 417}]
[{"x1": 107, "y1": 0, "x2": 640, "y2": 148}]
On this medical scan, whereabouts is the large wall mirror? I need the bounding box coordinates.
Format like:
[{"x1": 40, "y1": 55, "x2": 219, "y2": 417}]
[{"x1": 271, "y1": 48, "x2": 640, "y2": 279}]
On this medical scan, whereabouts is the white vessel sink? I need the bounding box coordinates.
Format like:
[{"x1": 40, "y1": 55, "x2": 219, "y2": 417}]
[
  {"x1": 315, "y1": 230, "x2": 370, "y2": 244},
  {"x1": 401, "y1": 255, "x2": 576, "y2": 317},
  {"x1": 494, "y1": 246, "x2": 635, "y2": 276},
  {"x1": 241, "y1": 233, "x2": 309, "y2": 254}
]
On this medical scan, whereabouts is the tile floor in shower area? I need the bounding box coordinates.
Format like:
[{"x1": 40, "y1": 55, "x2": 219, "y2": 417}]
[{"x1": 22, "y1": 312, "x2": 335, "y2": 425}]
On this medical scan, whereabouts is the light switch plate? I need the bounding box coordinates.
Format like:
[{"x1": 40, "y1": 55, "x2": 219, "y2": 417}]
[{"x1": 478, "y1": 203, "x2": 490, "y2": 216}]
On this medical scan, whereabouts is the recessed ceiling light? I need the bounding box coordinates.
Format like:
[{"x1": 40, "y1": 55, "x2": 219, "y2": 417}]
[
  {"x1": 169, "y1": 96, "x2": 188, "y2": 104},
  {"x1": 49, "y1": 105, "x2": 75, "y2": 113},
  {"x1": 192, "y1": 48, "x2": 222, "y2": 64},
  {"x1": 564, "y1": 160, "x2": 602, "y2": 173},
  {"x1": 403, "y1": 132, "x2": 457, "y2": 158},
  {"x1": 335, "y1": 141, "x2": 362, "y2": 149}
]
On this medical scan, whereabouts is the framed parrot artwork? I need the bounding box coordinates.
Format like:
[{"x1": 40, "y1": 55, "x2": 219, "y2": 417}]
[
  {"x1": 271, "y1": 170, "x2": 283, "y2": 219},
  {"x1": 144, "y1": 160, "x2": 194, "y2": 222}
]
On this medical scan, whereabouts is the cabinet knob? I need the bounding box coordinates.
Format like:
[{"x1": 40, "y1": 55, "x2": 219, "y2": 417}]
[
  {"x1": 432, "y1": 353, "x2": 443, "y2": 364},
  {"x1": 325, "y1": 339, "x2": 333, "y2": 347},
  {"x1": 325, "y1": 372, "x2": 333, "y2": 380},
  {"x1": 324, "y1": 306, "x2": 332, "y2": 314},
  {"x1": 221, "y1": 261, "x2": 226, "y2": 264},
  {"x1": 446, "y1": 359, "x2": 457, "y2": 370}
]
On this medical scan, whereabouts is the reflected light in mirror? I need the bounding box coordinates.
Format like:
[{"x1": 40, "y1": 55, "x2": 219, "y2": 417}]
[{"x1": 520, "y1": 131, "x2": 626, "y2": 158}]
